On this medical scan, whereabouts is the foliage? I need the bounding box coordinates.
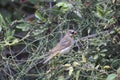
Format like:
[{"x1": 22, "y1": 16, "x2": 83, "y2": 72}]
[
  {"x1": 106, "y1": 67, "x2": 120, "y2": 80},
  {"x1": 0, "y1": 0, "x2": 120, "y2": 80}
]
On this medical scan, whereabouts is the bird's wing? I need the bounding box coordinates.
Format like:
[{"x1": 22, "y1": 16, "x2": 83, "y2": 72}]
[
  {"x1": 43, "y1": 36, "x2": 73, "y2": 64},
  {"x1": 43, "y1": 51, "x2": 59, "y2": 64},
  {"x1": 51, "y1": 36, "x2": 72, "y2": 53}
]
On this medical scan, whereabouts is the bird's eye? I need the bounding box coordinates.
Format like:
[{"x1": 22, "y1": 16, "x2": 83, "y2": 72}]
[{"x1": 71, "y1": 31, "x2": 74, "y2": 34}]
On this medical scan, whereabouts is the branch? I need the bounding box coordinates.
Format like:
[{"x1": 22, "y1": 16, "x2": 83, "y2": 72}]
[{"x1": 77, "y1": 30, "x2": 109, "y2": 41}]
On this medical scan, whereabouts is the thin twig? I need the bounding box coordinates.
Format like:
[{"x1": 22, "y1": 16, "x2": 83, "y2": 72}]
[{"x1": 77, "y1": 30, "x2": 109, "y2": 41}]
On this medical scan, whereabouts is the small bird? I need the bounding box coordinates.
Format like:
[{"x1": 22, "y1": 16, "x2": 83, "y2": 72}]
[{"x1": 43, "y1": 30, "x2": 77, "y2": 64}]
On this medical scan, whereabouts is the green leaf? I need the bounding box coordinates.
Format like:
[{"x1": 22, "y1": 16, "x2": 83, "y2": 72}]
[
  {"x1": 0, "y1": 26, "x2": 2, "y2": 32},
  {"x1": 117, "y1": 68, "x2": 120, "y2": 75},
  {"x1": 100, "y1": 53, "x2": 106, "y2": 57},
  {"x1": 106, "y1": 74, "x2": 117, "y2": 80},
  {"x1": 96, "y1": 5, "x2": 104, "y2": 17},
  {"x1": 68, "y1": 66, "x2": 73, "y2": 76},
  {"x1": 76, "y1": 70, "x2": 80, "y2": 80},
  {"x1": 56, "y1": 2, "x2": 73, "y2": 13},
  {"x1": 5, "y1": 30, "x2": 15, "y2": 41},
  {"x1": 35, "y1": 11, "x2": 46, "y2": 22},
  {"x1": 0, "y1": 14, "x2": 6, "y2": 31},
  {"x1": 73, "y1": 10, "x2": 82, "y2": 18},
  {"x1": 16, "y1": 23, "x2": 32, "y2": 31},
  {"x1": 58, "y1": 76, "x2": 65, "y2": 80},
  {"x1": 0, "y1": 14, "x2": 5, "y2": 25},
  {"x1": 35, "y1": 10, "x2": 42, "y2": 20},
  {"x1": 105, "y1": 10, "x2": 112, "y2": 16},
  {"x1": 94, "y1": 54, "x2": 98, "y2": 59},
  {"x1": 101, "y1": 49, "x2": 107, "y2": 52}
]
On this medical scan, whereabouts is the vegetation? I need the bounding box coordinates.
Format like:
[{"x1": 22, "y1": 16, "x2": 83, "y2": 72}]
[{"x1": 0, "y1": 0, "x2": 120, "y2": 80}]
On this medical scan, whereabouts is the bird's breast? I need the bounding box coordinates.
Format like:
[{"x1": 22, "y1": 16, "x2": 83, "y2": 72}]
[
  {"x1": 59, "y1": 45, "x2": 73, "y2": 54},
  {"x1": 59, "y1": 38, "x2": 74, "y2": 54}
]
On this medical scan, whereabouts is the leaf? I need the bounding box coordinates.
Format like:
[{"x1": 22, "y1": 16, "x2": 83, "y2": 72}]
[
  {"x1": 16, "y1": 23, "x2": 32, "y2": 31},
  {"x1": 4, "y1": 30, "x2": 15, "y2": 41},
  {"x1": 101, "y1": 49, "x2": 108, "y2": 52},
  {"x1": 58, "y1": 76, "x2": 65, "y2": 80},
  {"x1": 64, "y1": 64, "x2": 71, "y2": 67},
  {"x1": 81, "y1": 55, "x2": 87, "y2": 62},
  {"x1": 0, "y1": 14, "x2": 5, "y2": 25},
  {"x1": 73, "y1": 61, "x2": 80, "y2": 67},
  {"x1": 95, "y1": 65, "x2": 100, "y2": 69},
  {"x1": 0, "y1": 14, "x2": 6, "y2": 31},
  {"x1": 76, "y1": 70, "x2": 80, "y2": 80},
  {"x1": 106, "y1": 74, "x2": 117, "y2": 80},
  {"x1": 68, "y1": 66, "x2": 73, "y2": 76},
  {"x1": 96, "y1": 5, "x2": 104, "y2": 17},
  {"x1": 87, "y1": 28, "x2": 91, "y2": 35},
  {"x1": 35, "y1": 11, "x2": 46, "y2": 22},
  {"x1": 117, "y1": 68, "x2": 120, "y2": 75},
  {"x1": 94, "y1": 54, "x2": 98, "y2": 59},
  {"x1": 0, "y1": 24, "x2": 2, "y2": 32},
  {"x1": 73, "y1": 10, "x2": 82, "y2": 18},
  {"x1": 104, "y1": 65, "x2": 110, "y2": 69},
  {"x1": 100, "y1": 53, "x2": 106, "y2": 57},
  {"x1": 35, "y1": 10, "x2": 42, "y2": 20},
  {"x1": 56, "y1": 2, "x2": 73, "y2": 13},
  {"x1": 105, "y1": 10, "x2": 113, "y2": 16}
]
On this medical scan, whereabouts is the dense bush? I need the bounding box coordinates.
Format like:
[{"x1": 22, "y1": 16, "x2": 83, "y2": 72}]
[{"x1": 0, "y1": 0, "x2": 120, "y2": 80}]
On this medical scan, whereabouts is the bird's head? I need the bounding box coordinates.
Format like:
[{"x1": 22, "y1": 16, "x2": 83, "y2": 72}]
[{"x1": 66, "y1": 30, "x2": 77, "y2": 37}]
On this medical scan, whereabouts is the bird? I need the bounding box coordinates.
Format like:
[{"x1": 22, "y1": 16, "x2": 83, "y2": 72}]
[{"x1": 43, "y1": 29, "x2": 77, "y2": 64}]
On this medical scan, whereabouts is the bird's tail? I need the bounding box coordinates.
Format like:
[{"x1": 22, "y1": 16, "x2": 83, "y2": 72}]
[{"x1": 43, "y1": 52, "x2": 58, "y2": 64}]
